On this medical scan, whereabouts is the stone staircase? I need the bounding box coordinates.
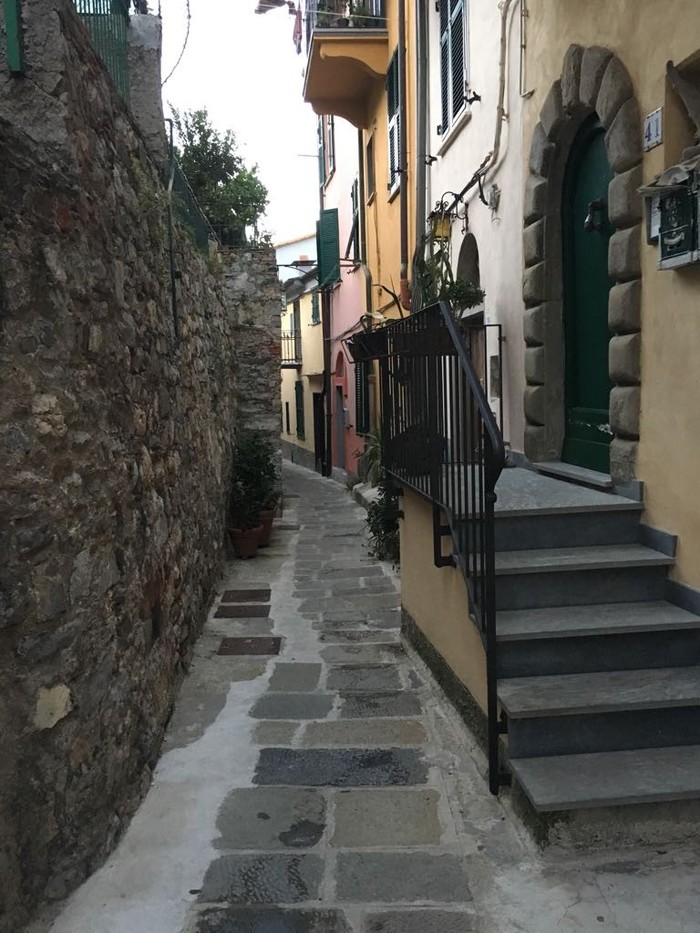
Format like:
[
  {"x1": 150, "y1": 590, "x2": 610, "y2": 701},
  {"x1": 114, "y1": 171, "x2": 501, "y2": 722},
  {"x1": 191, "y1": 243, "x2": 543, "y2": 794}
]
[{"x1": 493, "y1": 468, "x2": 700, "y2": 812}]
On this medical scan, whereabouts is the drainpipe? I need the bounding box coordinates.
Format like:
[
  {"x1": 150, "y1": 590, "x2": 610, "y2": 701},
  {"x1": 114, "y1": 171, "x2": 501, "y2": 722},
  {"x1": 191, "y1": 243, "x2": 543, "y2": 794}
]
[
  {"x1": 322, "y1": 288, "x2": 333, "y2": 477},
  {"x1": 357, "y1": 128, "x2": 374, "y2": 315},
  {"x1": 412, "y1": 0, "x2": 429, "y2": 312},
  {"x1": 398, "y1": 0, "x2": 410, "y2": 310}
]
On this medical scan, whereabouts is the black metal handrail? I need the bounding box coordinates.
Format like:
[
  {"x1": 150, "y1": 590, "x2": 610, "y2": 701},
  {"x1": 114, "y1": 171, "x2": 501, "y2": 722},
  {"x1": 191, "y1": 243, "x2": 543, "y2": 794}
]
[{"x1": 376, "y1": 301, "x2": 506, "y2": 794}]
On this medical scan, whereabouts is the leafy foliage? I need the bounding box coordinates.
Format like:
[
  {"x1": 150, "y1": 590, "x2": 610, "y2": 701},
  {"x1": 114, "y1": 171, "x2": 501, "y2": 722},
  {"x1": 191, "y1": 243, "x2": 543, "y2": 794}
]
[
  {"x1": 414, "y1": 229, "x2": 485, "y2": 313},
  {"x1": 366, "y1": 473, "x2": 400, "y2": 563},
  {"x1": 228, "y1": 432, "x2": 280, "y2": 530},
  {"x1": 172, "y1": 108, "x2": 269, "y2": 247}
]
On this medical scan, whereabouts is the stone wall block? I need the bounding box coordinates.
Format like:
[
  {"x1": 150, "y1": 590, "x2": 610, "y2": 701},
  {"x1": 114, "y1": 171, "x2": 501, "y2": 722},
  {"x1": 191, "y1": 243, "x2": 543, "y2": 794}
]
[
  {"x1": 529, "y1": 123, "x2": 556, "y2": 178},
  {"x1": 608, "y1": 165, "x2": 643, "y2": 229},
  {"x1": 524, "y1": 385, "x2": 546, "y2": 425},
  {"x1": 523, "y1": 219, "x2": 545, "y2": 268},
  {"x1": 540, "y1": 81, "x2": 565, "y2": 139},
  {"x1": 524, "y1": 176, "x2": 548, "y2": 224},
  {"x1": 608, "y1": 279, "x2": 642, "y2": 333},
  {"x1": 579, "y1": 46, "x2": 613, "y2": 110},
  {"x1": 609, "y1": 332, "x2": 641, "y2": 385},
  {"x1": 523, "y1": 304, "x2": 545, "y2": 347},
  {"x1": 561, "y1": 44, "x2": 584, "y2": 112},
  {"x1": 610, "y1": 437, "x2": 638, "y2": 483},
  {"x1": 610, "y1": 385, "x2": 641, "y2": 438},
  {"x1": 524, "y1": 423, "x2": 548, "y2": 462},
  {"x1": 524, "y1": 346, "x2": 546, "y2": 385},
  {"x1": 523, "y1": 263, "x2": 546, "y2": 306},
  {"x1": 596, "y1": 56, "x2": 634, "y2": 129},
  {"x1": 605, "y1": 98, "x2": 642, "y2": 173},
  {"x1": 609, "y1": 227, "x2": 641, "y2": 281}
]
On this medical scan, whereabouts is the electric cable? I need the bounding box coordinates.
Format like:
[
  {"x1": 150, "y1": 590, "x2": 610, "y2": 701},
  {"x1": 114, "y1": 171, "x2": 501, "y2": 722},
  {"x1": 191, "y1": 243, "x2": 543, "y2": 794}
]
[{"x1": 161, "y1": 0, "x2": 191, "y2": 87}]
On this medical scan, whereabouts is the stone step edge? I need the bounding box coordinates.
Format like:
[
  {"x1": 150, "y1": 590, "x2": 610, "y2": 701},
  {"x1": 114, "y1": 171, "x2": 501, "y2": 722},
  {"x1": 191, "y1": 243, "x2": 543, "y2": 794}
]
[{"x1": 495, "y1": 545, "x2": 674, "y2": 576}]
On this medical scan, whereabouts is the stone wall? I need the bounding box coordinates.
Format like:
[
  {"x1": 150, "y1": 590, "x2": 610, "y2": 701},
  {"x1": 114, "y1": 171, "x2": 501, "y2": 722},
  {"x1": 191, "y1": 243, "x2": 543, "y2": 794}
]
[{"x1": 0, "y1": 3, "x2": 279, "y2": 930}]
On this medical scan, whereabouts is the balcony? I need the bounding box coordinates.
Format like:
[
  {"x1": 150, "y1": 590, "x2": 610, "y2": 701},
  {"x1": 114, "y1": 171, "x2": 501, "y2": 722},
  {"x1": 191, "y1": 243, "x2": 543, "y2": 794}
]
[
  {"x1": 281, "y1": 331, "x2": 302, "y2": 368},
  {"x1": 303, "y1": 1, "x2": 388, "y2": 129}
]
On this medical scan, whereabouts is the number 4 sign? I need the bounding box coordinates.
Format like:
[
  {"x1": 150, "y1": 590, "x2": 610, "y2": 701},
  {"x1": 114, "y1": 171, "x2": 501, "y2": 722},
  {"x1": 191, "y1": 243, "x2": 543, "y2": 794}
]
[{"x1": 644, "y1": 108, "x2": 663, "y2": 151}]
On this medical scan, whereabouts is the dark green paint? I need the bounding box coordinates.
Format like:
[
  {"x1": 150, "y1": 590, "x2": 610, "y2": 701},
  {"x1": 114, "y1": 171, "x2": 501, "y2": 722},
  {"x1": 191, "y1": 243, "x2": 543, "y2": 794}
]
[
  {"x1": 4, "y1": 0, "x2": 24, "y2": 73},
  {"x1": 562, "y1": 117, "x2": 614, "y2": 473},
  {"x1": 317, "y1": 208, "x2": 340, "y2": 289}
]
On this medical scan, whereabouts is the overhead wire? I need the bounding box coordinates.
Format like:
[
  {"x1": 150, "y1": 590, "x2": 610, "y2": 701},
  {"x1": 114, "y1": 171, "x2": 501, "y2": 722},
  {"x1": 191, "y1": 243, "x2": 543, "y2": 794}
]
[{"x1": 161, "y1": 0, "x2": 191, "y2": 87}]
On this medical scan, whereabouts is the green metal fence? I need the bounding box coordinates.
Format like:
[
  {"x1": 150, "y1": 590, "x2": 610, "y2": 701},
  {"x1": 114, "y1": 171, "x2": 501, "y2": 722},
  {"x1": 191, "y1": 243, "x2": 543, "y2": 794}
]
[
  {"x1": 73, "y1": 0, "x2": 130, "y2": 102},
  {"x1": 170, "y1": 158, "x2": 220, "y2": 251}
]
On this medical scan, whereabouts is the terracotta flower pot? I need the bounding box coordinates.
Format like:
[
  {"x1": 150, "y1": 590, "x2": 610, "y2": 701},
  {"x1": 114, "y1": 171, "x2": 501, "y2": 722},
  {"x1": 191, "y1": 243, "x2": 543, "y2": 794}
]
[
  {"x1": 228, "y1": 525, "x2": 263, "y2": 559},
  {"x1": 258, "y1": 508, "x2": 275, "y2": 548}
]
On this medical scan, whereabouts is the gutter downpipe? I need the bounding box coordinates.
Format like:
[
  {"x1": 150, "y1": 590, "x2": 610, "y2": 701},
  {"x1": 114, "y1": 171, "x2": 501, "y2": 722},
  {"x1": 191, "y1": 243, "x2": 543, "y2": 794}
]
[
  {"x1": 398, "y1": 0, "x2": 410, "y2": 310},
  {"x1": 412, "y1": 0, "x2": 428, "y2": 313}
]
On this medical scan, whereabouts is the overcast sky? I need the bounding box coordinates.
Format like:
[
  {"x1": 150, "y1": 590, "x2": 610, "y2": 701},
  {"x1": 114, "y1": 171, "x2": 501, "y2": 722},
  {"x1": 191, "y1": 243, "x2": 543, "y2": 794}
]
[{"x1": 160, "y1": 0, "x2": 320, "y2": 243}]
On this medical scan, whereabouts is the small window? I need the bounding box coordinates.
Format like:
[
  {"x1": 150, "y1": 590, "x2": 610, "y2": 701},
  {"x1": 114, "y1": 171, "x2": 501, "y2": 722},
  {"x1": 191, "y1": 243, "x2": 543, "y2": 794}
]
[
  {"x1": 438, "y1": 0, "x2": 467, "y2": 137},
  {"x1": 366, "y1": 135, "x2": 376, "y2": 200},
  {"x1": 318, "y1": 115, "x2": 336, "y2": 189},
  {"x1": 345, "y1": 178, "x2": 361, "y2": 261},
  {"x1": 311, "y1": 291, "x2": 321, "y2": 325},
  {"x1": 386, "y1": 53, "x2": 401, "y2": 195}
]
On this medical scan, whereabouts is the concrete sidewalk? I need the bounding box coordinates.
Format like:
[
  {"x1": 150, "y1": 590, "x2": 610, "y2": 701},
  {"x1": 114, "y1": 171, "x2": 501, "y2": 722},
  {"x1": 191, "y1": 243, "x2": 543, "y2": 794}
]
[{"x1": 40, "y1": 462, "x2": 700, "y2": 933}]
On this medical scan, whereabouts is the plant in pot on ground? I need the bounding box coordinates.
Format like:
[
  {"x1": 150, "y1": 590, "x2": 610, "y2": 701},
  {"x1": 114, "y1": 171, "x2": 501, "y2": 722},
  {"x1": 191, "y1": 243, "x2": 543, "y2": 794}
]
[
  {"x1": 230, "y1": 431, "x2": 281, "y2": 550},
  {"x1": 366, "y1": 470, "x2": 400, "y2": 564},
  {"x1": 227, "y1": 478, "x2": 263, "y2": 559}
]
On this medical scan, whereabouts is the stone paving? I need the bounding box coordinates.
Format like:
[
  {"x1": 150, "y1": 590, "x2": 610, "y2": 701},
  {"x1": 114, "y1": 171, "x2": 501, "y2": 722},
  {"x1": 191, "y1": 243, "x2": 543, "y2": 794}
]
[{"x1": 43, "y1": 462, "x2": 700, "y2": 933}]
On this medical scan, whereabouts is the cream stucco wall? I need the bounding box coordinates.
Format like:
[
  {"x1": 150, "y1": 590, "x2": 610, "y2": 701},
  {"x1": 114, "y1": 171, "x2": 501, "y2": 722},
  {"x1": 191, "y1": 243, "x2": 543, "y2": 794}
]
[
  {"x1": 426, "y1": 0, "x2": 525, "y2": 451},
  {"x1": 400, "y1": 488, "x2": 488, "y2": 712},
  {"x1": 280, "y1": 289, "x2": 323, "y2": 455},
  {"x1": 525, "y1": 0, "x2": 700, "y2": 589}
]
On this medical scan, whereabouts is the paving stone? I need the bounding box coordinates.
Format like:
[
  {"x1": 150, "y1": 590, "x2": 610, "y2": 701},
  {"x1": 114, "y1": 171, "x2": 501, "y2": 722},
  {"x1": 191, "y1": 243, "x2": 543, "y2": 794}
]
[
  {"x1": 320, "y1": 644, "x2": 404, "y2": 665},
  {"x1": 326, "y1": 665, "x2": 402, "y2": 693},
  {"x1": 332, "y1": 789, "x2": 442, "y2": 846},
  {"x1": 198, "y1": 854, "x2": 323, "y2": 904},
  {"x1": 269, "y1": 663, "x2": 322, "y2": 692},
  {"x1": 336, "y1": 852, "x2": 471, "y2": 903},
  {"x1": 250, "y1": 693, "x2": 334, "y2": 720},
  {"x1": 215, "y1": 787, "x2": 326, "y2": 850},
  {"x1": 216, "y1": 605, "x2": 270, "y2": 618},
  {"x1": 192, "y1": 908, "x2": 352, "y2": 933},
  {"x1": 254, "y1": 747, "x2": 428, "y2": 787},
  {"x1": 367, "y1": 611, "x2": 402, "y2": 630},
  {"x1": 339, "y1": 692, "x2": 422, "y2": 719},
  {"x1": 363, "y1": 910, "x2": 476, "y2": 932},
  {"x1": 319, "y1": 631, "x2": 400, "y2": 645},
  {"x1": 217, "y1": 637, "x2": 281, "y2": 656},
  {"x1": 301, "y1": 719, "x2": 427, "y2": 748},
  {"x1": 253, "y1": 721, "x2": 299, "y2": 745},
  {"x1": 221, "y1": 589, "x2": 271, "y2": 603},
  {"x1": 212, "y1": 618, "x2": 274, "y2": 637}
]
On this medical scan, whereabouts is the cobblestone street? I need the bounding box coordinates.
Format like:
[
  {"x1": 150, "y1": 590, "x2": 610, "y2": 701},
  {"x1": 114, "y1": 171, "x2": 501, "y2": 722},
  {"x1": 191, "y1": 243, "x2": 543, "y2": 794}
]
[{"x1": 43, "y1": 463, "x2": 700, "y2": 933}]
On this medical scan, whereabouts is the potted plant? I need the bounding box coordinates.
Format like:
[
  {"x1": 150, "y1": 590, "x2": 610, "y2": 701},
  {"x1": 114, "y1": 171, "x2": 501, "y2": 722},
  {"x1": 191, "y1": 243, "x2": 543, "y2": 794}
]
[
  {"x1": 227, "y1": 479, "x2": 263, "y2": 559},
  {"x1": 231, "y1": 432, "x2": 280, "y2": 549}
]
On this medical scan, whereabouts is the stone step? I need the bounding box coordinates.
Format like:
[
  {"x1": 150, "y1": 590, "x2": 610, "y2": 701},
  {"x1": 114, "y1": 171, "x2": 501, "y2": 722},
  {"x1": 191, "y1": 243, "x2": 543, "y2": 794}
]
[
  {"x1": 501, "y1": 667, "x2": 700, "y2": 758},
  {"x1": 510, "y1": 745, "x2": 700, "y2": 811},
  {"x1": 494, "y1": 507, "x2": 642, "y2": 551},
  {"x1": 495, "y1": 545, "x2": 673, "y2": 610},
  {"x1": 499, "y1": 666, "x2": 700, "y2": 718},
  {"x1": 496, "y1": 601, "x2": 700, "y2": 677}
]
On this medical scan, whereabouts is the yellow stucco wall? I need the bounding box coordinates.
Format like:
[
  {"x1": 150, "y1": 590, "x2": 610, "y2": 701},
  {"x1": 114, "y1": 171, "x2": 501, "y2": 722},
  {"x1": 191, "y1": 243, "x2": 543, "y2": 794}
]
[
  {"x1": 280, "y1": 290, "x2": 324, "y2": 455},
  {"x1": 400, "y1": 488, "x2": 488, "y2": 712},
  {"x1": 525, "y1": 1, "x2": 700, "y2": 589}
]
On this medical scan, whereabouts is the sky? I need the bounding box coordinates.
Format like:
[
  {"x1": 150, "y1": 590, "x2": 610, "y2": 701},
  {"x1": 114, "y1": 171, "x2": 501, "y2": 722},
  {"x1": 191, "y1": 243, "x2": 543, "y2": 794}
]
[{"x1": 160, "y1": 0, "x2": 320, "y2": 244}]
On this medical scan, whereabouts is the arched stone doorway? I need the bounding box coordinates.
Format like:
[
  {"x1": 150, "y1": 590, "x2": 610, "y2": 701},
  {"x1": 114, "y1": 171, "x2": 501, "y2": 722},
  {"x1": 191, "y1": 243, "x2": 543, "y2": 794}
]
[{"x1": 522, "y1": 45, "x2": 643, "y2": 481}]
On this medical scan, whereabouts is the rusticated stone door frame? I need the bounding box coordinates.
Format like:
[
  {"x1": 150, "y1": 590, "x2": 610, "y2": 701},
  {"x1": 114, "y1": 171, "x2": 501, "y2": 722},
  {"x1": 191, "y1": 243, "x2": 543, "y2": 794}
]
[{"x1": 522, "y1": 45, "x2": 643, "y2": 481}]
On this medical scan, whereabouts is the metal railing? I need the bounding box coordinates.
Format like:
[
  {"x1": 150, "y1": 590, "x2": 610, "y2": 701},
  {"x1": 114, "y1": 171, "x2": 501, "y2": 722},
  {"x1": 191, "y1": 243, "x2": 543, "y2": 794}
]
[
  {"x1": 375, "y1": 302, "x2": 507, "y2": 794},
  {"x1": 73, "y1": 0, "x2": 130, "y2": 101},
  {"x1": 170, "y1": 159, "x2": 220, "y2": 251},
  {"x1": 281, "y1": 331, "x2": 302, "y2": 366},
  {"x1": 305, "y1": 0, "x2": 386, "y2": 51}
]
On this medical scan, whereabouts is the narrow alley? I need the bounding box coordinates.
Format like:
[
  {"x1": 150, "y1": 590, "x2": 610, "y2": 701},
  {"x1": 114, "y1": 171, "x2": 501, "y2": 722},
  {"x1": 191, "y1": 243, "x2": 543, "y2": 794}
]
[{"x1": 40, "y1": 463, "x2": 700, "y2": 933}]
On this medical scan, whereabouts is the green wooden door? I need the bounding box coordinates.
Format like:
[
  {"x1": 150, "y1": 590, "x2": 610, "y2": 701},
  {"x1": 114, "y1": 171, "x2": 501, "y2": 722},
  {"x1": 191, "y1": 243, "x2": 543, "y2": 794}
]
[{"x1": 562, "y1": 117, "x2": 614, "y2": 473}]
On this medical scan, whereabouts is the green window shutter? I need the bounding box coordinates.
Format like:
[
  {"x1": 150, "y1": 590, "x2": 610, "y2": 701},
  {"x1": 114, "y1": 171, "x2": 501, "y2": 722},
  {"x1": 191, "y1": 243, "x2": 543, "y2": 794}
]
[
  {"x1": 318, "y1": 117, "x2": 326, "y2": 188},
  {"x1": 355, "y1": 361, "x2": 371, "y2": 435},
  {"x1": 311, "y1": 292, "x2": 320, "y2": 324},
  {"x1": 4, "y1": 0, "x2": 25, "y2": 73},
  {"x1": 317, "y1": 208, "x2": 340, "y2": 288},
  {"x1": 295, "y1": 380, "x2": 305, "y2": 440}
]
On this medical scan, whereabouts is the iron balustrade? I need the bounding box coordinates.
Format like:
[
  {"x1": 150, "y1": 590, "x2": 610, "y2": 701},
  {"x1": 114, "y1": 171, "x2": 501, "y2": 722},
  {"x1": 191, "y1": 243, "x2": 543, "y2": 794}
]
[
  {"x1": 376, "y1": 302, "x2": 506, "y2": 794},
  {"x1": 281, "y1": 331, "x2": 302, "y2": 367},
  {"x1": 73, "y1": 0, "x2": 130, "y2": 101},
  {"x1": 305, "y1": 0, "x2": 386, "y2": 47}
]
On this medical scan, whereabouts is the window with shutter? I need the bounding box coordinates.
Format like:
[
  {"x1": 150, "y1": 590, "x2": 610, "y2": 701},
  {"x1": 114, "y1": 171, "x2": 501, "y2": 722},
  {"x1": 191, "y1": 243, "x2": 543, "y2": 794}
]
[
  {"x1": 316, "y1": 209, "x2": 340, "y2": 289},
  {"x1": 386, "y1": 52, "x2": 401, "y2": 195},
  {"x1": 311, "y1": 291, "x2": 320, "y2": 325},
  {"x1": 346, "y1": 178, "x2": 360, "y2": 261},
  {"x1": 438, "y1": 0, "x2": 467, "y2": 136},
  {"x1": 366, "y1": 135, "x2": 375, "y2": 200},
  {"x1": 295, "y1": 380, "x2": 305, "y2": 440}
]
